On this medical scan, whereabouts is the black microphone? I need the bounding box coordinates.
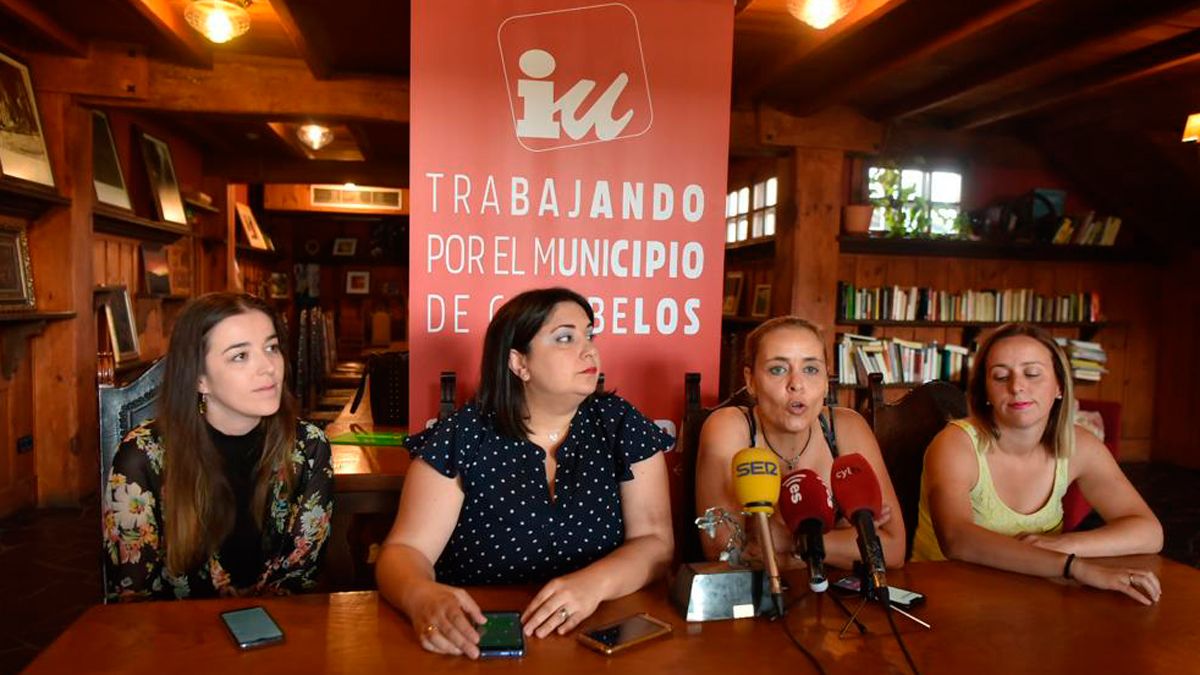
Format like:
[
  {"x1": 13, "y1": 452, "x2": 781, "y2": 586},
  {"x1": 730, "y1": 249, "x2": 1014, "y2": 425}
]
[
  {"x1": 830, "y1": 454, "x2": 888, "y2": 602},
  {"x1": 778, "y1": 469, "x2": 835, "y2": 592}
]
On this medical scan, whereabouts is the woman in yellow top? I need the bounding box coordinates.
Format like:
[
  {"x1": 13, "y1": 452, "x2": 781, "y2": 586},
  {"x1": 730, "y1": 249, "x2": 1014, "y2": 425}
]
[{"x1": 912, "y1": 323, "x2": 1163, "y2": 604}]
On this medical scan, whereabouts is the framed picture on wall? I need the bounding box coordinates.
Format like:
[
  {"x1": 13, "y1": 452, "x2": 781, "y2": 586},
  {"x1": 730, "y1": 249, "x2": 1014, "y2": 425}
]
[
  {"x1": 166, "y1": 242, "x2": 192, "y2": 296},
  {"x1": 722, "y1": 271, "x2": 744, "y2": 316},
  {"x1": 345, "y1": 270, "x2": 370, "y2": 295},
  {"x1": 0, "y1": 51, "x2": 54, "y2": 187},
  {"x1": 91, "y1": 110, "x2": 131, "y2": 209},
  {"x1": 94, "y1": 285, "x2": 140, "y2": 367},
  {"x1": 235, "y1": 202, "x2": 270, "y2": 250},
  {"x1": 138, "y1": 131, "x2": 187, "y2": 225},
  {"x1": 332, "y1": 238, "x2": 357, "y2": 256},
  {"x1": 140, "y1": 243, "x2": 172, "y2": 296},
  {"x1": 268, "y1": 272, "x2": 289, "y2": 299},
  {"x1": 0, "y1": 225, "x2": 35, "y2": 312},
  {"x1": 751, "y1": 284, "x2": 772, "y2": 318}
]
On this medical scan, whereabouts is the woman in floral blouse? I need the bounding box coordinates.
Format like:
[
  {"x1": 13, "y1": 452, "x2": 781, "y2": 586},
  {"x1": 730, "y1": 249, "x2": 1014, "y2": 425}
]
[{"x1": 103, "y1": 293, "x2": 333, "y2": 601}]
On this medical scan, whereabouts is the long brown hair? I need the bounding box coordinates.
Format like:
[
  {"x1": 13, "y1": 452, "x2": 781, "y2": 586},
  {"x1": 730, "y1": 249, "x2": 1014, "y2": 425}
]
[
  {"x1": 968, "y1": 323, "x2": 1075, "y2": 458},
  {"x1": 158, "y1": 293, "x2": 298, "y2": 575}
]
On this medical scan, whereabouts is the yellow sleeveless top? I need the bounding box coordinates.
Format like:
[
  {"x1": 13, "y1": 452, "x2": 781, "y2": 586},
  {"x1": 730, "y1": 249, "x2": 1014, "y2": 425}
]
[{"x1": 911, "y1": 419, "x2": 1068, "y2": 562}]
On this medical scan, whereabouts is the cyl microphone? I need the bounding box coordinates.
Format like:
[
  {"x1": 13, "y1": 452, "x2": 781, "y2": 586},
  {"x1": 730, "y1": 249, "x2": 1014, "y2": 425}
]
[
  {"x1": 731, "y1": 447, "x2": 784, "y2": 617},
  {"x1": 829, "y1": 454, "x2": 888, "y2": 602},
  {"x1": 779, "y1": 469, "x2": 835, "y2": 592}
]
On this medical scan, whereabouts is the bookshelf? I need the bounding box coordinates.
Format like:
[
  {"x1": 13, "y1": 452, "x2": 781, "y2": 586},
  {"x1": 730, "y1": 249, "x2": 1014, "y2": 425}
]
[
  {"x1": 836, "y1": 319, "x2": 1107, "y2": 343},
  {"x1": 838, "y1": 236, "x2": 1162, "y2": 264}
]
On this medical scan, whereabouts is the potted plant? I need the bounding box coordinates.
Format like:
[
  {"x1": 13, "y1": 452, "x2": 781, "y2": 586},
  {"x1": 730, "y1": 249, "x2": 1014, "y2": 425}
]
[{"x1": 871, "y1": 166, "x2": 932, "y2": 238}]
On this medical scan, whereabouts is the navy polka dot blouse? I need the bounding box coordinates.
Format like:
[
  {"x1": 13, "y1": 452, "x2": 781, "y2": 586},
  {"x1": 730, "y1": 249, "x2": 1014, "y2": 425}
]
[{"x1": 405, "y1": 394, "x2": 673, "y2": 586}]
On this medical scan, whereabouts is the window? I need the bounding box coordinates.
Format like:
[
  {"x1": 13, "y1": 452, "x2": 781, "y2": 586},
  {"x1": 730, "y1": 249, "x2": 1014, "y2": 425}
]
[
  {"x1": 866, "y1": 166, "x2": 962, "y2": 235},
  {"x1": 725, "y1": 177, "x2": 777, "y2": 244}
]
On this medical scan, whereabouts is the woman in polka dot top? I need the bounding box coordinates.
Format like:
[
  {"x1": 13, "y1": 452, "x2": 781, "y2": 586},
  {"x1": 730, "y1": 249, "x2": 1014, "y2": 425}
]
[{"x1": 376, "y1": 287, "x2": 675, "y2": 659}]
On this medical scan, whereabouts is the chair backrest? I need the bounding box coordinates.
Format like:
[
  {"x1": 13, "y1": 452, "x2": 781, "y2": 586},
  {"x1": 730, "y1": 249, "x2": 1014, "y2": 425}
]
[
  {"x1": 862, "y1": 373, "x2": 968, "y2": 560},
  {"x1": 98, "y1": 357, "x2": 167, "y2": 483},
  {"x1": 1063, "y1": 398, "x2": 1122, "y2": 531},
  {"x1": 439, "y1": 371, "x2": 457, "y2": 420},
  {"x1": 675, "y1": 374, "x2": 755, "y2": 564}
]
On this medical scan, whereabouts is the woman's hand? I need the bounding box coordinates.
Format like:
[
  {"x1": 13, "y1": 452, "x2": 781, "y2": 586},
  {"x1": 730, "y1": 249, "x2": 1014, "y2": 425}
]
[
  {"x1": 407, "y1": 580, "x2": 487, "y2": 658},
  {"x1": 1071, "y1": 558, "x2": 1162, "y2": 605},
  {"x1": 521, "y1": 572, "x2": 604, "y2": 638}
]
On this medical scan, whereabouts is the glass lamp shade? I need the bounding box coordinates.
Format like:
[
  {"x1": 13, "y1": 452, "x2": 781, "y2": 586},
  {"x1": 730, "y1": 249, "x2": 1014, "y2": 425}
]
[
  {"x1": 297, "y1": 124, "x2": 334, "y2": 151},
  {"x1": 1183, "y1": 113, "x2": 1200, "y2": 143},
  {"x1": 184, "y1": 0, "x2": 251, "y2": 44},
  {"x1": 787, "y1": 0, "x2": 858, "y2": 30}
]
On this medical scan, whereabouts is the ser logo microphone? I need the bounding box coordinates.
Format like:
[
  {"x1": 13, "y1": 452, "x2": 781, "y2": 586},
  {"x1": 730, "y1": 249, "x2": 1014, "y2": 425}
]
[{"x1": 735, "y1": 460, "x2": 779, "y2": 478}]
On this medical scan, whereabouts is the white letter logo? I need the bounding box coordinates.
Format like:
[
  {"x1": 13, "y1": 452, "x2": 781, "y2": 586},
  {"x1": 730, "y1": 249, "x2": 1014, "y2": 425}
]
[{"x1": 499, "y1": 4, "x2": 653, "y2": 152}]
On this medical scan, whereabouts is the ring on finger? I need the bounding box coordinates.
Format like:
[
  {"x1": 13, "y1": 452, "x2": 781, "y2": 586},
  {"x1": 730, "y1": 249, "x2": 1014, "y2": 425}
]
[
  {"x1": 558, "y1": 607, "x2": 571, "y2": 622},
  {"x1": 423, "y1": 623, "x2": 439, "y2": 636}
]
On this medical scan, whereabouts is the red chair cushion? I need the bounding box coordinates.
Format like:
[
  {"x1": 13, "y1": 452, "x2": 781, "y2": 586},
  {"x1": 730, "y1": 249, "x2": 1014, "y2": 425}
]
[{"x1": 1062, "y1": 399, "x2": 1120, "y2": 531}]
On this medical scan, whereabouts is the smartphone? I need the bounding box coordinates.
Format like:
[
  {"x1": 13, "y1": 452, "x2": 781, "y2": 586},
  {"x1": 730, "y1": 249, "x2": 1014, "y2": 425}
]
[
  {"x1": 832, "y1": 577, "x2": 926, "y2": 609},
  {"x1": 477, "y1": 611, "x2": 525, "y2": 658},
  {"x1": 577, "y1": 613, "x2": 672, "y2": 656},
  {"x1": 220, "y1": 606, "x2": 284, "y2": 650}
]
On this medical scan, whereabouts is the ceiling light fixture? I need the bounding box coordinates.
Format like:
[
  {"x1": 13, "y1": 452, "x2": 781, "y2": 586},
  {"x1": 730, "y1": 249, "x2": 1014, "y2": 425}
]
[
  {"x1": 185, "y1": 0, "x2": 252, "y2": 44},
  {"x1": 787, "y1": 0, "x2": 857, "y2": 30},
  {"x1": 297, "y1": 124, "x2": 334, "y2": 151},
  {"x1": 1183, "y1": 113, "x2": 1200, "y2": 143}
]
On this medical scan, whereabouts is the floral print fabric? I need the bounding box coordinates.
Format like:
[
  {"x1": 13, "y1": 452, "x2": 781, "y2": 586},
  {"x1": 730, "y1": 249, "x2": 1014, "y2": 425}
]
[{"x1": 103, "y1": 420, "x2": 333, "y2": 601}]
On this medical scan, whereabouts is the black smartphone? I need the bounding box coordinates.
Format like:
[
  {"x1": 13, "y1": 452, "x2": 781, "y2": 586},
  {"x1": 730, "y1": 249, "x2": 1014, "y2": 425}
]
[
  {"x1": 832, "y1": 577, "x2": 926, "y2": 609},
  {"x1": 577, "y1": 613, "x2": 672, "y2": 655},
  {"x1": 220, "y1": 606, "x2": 284, "y2": 650},
  {"x1": 477, "y1": 611, "x2": 525, "y2": 658}
]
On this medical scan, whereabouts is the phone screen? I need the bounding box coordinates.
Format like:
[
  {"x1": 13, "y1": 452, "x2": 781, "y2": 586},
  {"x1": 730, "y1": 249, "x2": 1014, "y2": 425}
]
[
  {"x1": 478, "y1": 611, "x2": 524, "y2": 657},
  {"x1": 584, "y1": 614, "x2": 668, "y2": 649},
  {"x1": 221, "y1": 606, "x2": 284, "y2": 649}
]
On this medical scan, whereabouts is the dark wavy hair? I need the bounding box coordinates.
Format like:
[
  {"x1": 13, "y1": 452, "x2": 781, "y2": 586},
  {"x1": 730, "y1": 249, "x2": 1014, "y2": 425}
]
[
  {"x1": 158, "y1": 292, "x2": 298, "y2": 574},
  {"x1": 477, "y1": 287, "x2": 595, "y2": 440}
]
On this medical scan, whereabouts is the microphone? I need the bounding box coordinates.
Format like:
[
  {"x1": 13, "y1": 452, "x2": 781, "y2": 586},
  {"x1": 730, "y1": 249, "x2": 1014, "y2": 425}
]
[
  {"x1": 779, "y1": 469, "x2": 835, "y2": 592},
  {"x1": 829, "y1": 454, "x2": 888, "y2": 602},
  {"x1": 731, "y1": 447, "x2": 784, "y2": 617}
]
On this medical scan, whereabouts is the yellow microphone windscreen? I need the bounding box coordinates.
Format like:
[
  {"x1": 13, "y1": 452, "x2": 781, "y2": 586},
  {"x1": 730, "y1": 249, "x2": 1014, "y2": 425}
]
[{"x1": 731, "y1": 447, "x2": 781, "y2": 514}]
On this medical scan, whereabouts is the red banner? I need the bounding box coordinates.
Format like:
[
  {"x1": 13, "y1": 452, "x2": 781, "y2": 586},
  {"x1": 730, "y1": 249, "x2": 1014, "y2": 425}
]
[{"x1": 410, "y1": 1, "x2": 733, "y2": 443}]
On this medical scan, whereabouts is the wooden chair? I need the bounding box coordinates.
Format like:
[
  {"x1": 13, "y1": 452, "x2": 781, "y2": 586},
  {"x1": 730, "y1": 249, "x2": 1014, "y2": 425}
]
[
  {"x1": 861, "y1": 373, "x2": 968, "y2": 560},
  {"x1": 97, "y1": 357, "x2": 167, "y2": 600},
  {"x1": 1063, "y1": 398, "x2": 1122, "y2": 531}
]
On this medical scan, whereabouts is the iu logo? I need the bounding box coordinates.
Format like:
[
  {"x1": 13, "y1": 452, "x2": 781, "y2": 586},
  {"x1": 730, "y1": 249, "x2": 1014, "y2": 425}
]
[{"x1": 498, "y1": 3, "x2": 654, "y2": 152}]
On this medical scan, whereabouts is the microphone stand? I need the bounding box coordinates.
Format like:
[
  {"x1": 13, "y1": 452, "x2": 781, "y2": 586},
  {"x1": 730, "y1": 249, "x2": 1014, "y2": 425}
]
[{"x1": 836, "y1": 561, "x2": 931, "y2": 637}]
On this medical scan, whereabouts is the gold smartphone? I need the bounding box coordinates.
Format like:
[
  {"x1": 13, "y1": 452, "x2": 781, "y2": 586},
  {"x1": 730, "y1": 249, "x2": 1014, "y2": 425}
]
[{"x1": 577, "y1": 612, "x2": 673, "y2": 655}]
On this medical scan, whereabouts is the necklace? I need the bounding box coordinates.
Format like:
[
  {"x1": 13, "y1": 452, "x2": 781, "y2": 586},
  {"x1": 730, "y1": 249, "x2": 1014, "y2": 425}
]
[
  {"x1": 536, "y1": 421, "x2": 571, "y2": 443},
  {"x1": 760, "y1": 420, "x2": 814, "y2": 472}
]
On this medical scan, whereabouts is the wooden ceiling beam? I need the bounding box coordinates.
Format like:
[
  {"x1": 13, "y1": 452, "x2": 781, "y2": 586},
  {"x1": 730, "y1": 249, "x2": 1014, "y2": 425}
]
[
  {"x1": 268, "y1": 0, "x2": 333, "y2": 79},
  {"x1": 739, "y1": 0, "x2": 910, "y2": 102},
  {"x1": 204, "y1": 155, "x2": 408, "y2": 186},
  {"x1": 957, "y1": 28, "x2": 1200, "y2": 130},
  {"x1": 881, "y1": 0, "x2": 1200, "y2": 120},
  {"x1": 125, "y1": 0, "x2": 212, "y2": 67},
  {"x1": 32, "y1": 49, "x2": 409, "y2": 123},
  {"x1": 0, "y1": 0, "x2": 88, "y2": 57},
  {"x1": 791, "y1": 0, "x2": 1044, "y2": 116}
]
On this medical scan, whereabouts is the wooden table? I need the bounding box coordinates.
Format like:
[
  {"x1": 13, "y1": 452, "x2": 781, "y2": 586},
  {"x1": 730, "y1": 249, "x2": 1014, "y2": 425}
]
[
  {"x1": 26, "y1": 558, "x2": 1199, "y2": 674},
  {"x1": 325, "y1": 389, "x2": 410, "y2": 589}
]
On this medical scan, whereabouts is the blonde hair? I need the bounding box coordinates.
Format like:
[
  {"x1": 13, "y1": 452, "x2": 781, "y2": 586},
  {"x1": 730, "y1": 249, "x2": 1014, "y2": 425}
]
[{"x1": 968, "y1": 323, "x2": 1075, "y2": 458}]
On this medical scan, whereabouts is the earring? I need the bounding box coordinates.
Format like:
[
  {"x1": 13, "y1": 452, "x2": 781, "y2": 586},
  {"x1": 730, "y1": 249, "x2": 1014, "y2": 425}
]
[{"x1": 198, "y1": 393, "x2": 208, "y2": 415}]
